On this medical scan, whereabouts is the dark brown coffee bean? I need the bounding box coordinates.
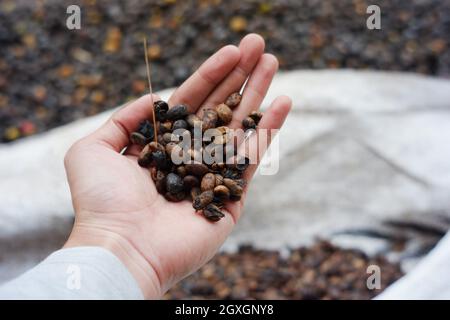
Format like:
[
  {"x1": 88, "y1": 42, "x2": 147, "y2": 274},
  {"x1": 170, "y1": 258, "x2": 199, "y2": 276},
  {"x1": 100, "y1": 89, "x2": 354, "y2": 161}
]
[
  {"x1": 150, "y1": 167, "x2": 158, "y2": 181},
  {"x1": 165, "y1": 191, "x2": 186, "y2": 202},
  {"x1": 190, "y1": 187, "x2": 201, "y2": 200},
  {"x1": 185, "y1": 162, "x2": 209, "y2": 176},
  {"x1": 183, "y1": 175, "x2": 199, "y2": 188},
  {"x1": 214, "y1": 185, "x2": 230, "y2": 200},
  {"x1": 222, "y1": 168, "x2": 242, "y2": 179},
  {"x1": 215, "y1": 174, "x2": 224, "y2": 186},
  {"x1": 186, "y1": 114, "x2": 201, "y2": 128},
  {"x1": 193, "y1": 190, "x2": 214, "y2": 210},
  {"x1": 152, "y1": 150, "x2": 169, "y2": 170},
  {"x1": 229, "y1": 194, "x2": 242, "y2": 202},
  {"x1": 234, "y1": 178, "x2": 247, "y2": 188},
  {"x1": 159, "y1": 121, "x2": 172, "y2": 133},
  {"x1": 137, "y1": 120, "x2": 155, "y2": 139},
  {"x1": 201, "y1": 173, "x2": 216, "y2": 191},
  {"x1": 223, "y1": 178, "x2": 243, "y2": 197},
  {"x1": 210, "y1": 162, "x2": 226, "y2": 172},
  {"x1": 172, "y1": 119, "x2": 188, "y2": 131},
  {"x1": 130, "y1": 132, "x2": 149, "y2": 146},
  {"x1": 242, "y1": 117, "x2": 256, "y2": 130},
  {"x1": 216, "y1": 103, "x2": 233, "y2": 124},
  {"x1": 138, "y1": 144, "x2": 152, "y2": 167},
  {"x1": 162, "y1": 132, "x2": 173, "y2": 144},
  {"x1": 202, "y1": 204, "x2": 225, "y2": 222},
  {"x1": 148, "y1": 141, "x2": 165, "y2": 152},
  {"x1": 165, "y1": 142, "x2": 179, "y2": 157},
  {"x1": 249, "y1": 111, "x2": 263, "y2": 125},
  {"x1": 202, "y1": 108, "x2": 218, "y2": 131},
  {"x1": 155, "y1": 170, "x2": 166, "y2": 193},
  {"x1": 225, "y1": 92, "x2": 242, "y2": 109},
  {"x1": 177, "y1": 165, "x2": 187, "y2": 177},
  {"x1": 166, "y1": 173, "x2": 184, "y2": 194},
  {"x1": 154, "y1": 100, "x2": 169, "y2": 121},
  {"x1": 212, "y1": 126, "x2": 230, "y2": 145},
  {"x1": 166, "y1": 104, "x2": 188, "y2": 120}
]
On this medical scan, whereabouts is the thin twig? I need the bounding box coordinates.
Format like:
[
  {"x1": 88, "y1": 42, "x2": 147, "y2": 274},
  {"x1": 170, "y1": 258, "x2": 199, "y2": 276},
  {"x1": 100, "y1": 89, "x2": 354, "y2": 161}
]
[{"x1": 144, "y1": 37, "x2": 158, "y2": 143}]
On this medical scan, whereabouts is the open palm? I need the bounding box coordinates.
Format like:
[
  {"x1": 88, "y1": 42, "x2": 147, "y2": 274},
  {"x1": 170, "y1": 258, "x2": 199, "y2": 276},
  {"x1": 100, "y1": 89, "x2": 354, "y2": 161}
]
[{"x1": 63, "y1": 34, "x2": 291, "y2": 299}]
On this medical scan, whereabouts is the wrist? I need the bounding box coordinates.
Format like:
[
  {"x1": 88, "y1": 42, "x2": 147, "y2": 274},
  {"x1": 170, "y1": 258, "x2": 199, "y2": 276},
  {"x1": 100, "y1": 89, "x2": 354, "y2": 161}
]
[{"x1": 64, "y1": 222, "x2": 162, "y2": 299}]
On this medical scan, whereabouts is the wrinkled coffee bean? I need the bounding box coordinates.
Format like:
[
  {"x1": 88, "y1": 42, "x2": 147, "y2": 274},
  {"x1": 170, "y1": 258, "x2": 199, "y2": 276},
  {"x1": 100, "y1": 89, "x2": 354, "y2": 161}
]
[
  {"x1": 225, "y1": 92, "x2": 242, "y2": 109},
  {"x1": 203, "y1": 203, "x2": 225, "y2": 222},
  {"x1": 185, "y1": 162, "x2": 209, "y2": 176},
  {"x1": 201, "y1": 173, "x2": 216, "y2": 191},
  {"x1": 131, "y1": 132, "x2": 149, "y2": 146},
  {"x1": 166, "y1": 173, "x2": 184, "y2": 194},
  {"x1": 186, "y1": 114, "x2": 201, "y2": 128},
  {"x1": 165, "y1": 191, "x2": 186, "y2": 202},
  {"x1": 242, "y1": 117, "x2": 256, "y2": 131},
  {"x1": 166, "y1": 104, "x2": 188, "y2": 120},
  {"x1": 137, "y1": 120, "x2": 155, "y2": 139},
  {"x1": 132, "y1": 96, "x2": 252, "y2": 222},
  {"x1": 223, "y1": 178, "x2": 243, "y2": 197},
  {"x1": 215, "y1": 173, "x2": 224, "y2": 186},
  {"x1": 154, "y1": 100, "x2": 169, "y2": 121},
  {"x1": 216, "y1": 103, "x2": 233, "y2": 124},
  {"x1": 183, "y1": 175, "x2": 200, "y2": 189},
  {"x1": 190, "y1": 187, "x2": 201, "y2": 200},
  {"x1": 214, "y1": 185, "x2": 230, "y2": 200},
  {"x1": 202, "y1": 108, "x2": 218, "y2": 131},
  {"x1": 153, "y1": 150, "x2": 169, "y2": 169},
  {"x1": 172, "y1": 119, "x2": 188, "y2": 131},
  {"x1": 249, "y1": 111, "x2": 263, "y2": 125},
  {"x1": 193, "y1": 190, "x2": 214, "y2": 210},
  {"x1": 138, "y1": 144, "x2": 153, "y2": 167},
  {"x1": 159, "y1": 121, "x2": 173, "y2": 133},
  {"x1": 222, "y1": 168, "x2": 242, "y2": 179},
  {"x1": 177, "y1": 165, "x2": 187, "y2": 177}
]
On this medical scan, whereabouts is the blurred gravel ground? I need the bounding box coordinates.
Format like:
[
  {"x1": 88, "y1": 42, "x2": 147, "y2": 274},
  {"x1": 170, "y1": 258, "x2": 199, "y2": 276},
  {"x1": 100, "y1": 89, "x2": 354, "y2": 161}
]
[{"x1": 0, "y1": 0, "x2": 449, "y2": 142}]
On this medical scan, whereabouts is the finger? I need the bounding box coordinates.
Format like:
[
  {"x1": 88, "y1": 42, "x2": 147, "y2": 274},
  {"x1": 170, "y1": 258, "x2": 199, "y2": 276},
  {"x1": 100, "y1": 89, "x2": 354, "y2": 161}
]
[
  {"x1": 199, "y1": 33, "x2": 265, "y2": 111},
  {"x1": 229, "y1": 53, "x2": 279, "y2": 129},
  {"x1": 84, "y1": 94, "x2": 160, "y2": 152},
  {"x1": 242, "y1": 95, "x2": 292, "y2": 182},
  {"x1": 224, "y1": 96, "x2": 291, "y2": 223},
  {"x1": 168, "y1": 45, "x2": 240, "y2": 112}
]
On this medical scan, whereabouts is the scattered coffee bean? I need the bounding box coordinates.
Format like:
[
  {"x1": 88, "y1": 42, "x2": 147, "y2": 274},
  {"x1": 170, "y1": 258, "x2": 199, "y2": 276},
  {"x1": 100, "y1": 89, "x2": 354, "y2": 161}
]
[
  {"x1": 242, "y1": 117, "x2": 256, "y2": 131},
  {"x1": 185, "y1": 162, "x2": 210, "y2": 176},
  {"x1": 131, "y1": 94, "x2": 256, "y2": 222},
  {"x1": 166, "y1": 104, "x2": 188, "y2": 120},
  {"x1": 214, "y1": 185, "x2": 230, "y2": 200},
  {"x1": 130, "y1": 132, "x2": 149, "y2": 146},
  {"x1": 216, "y1": 103, "x2": 233, "y2": 124},
  {"x1": 183, "y1": 175, "x2": 200, "y2": 189},
  {"x1": 201, "y1": 173, "x2": 216, "y2": 191},
  {"x1": 202, "y1": 108, "x2": 218, "y2": 131},
  {"x1": 193, "y1": 190, "x2": 214, "y2": 210},
  {"x1": 166, "y1": 173, "x2": 184, "y2": 194},
  {"x1": 202, "y1": 204, "x2": 225, "y2": 222},
  {"x1": 249, "y1": 111, "x2": 263, "y2": 125},
  {"x1": 223, "y1": 178, "x2": 243, "y2": 197},
  {"x1": 225, "y1": 92, "x2": 242, "y2": 109},
  {"x1": 172, "y1": 119, "x2": 188, "y2": 131}
]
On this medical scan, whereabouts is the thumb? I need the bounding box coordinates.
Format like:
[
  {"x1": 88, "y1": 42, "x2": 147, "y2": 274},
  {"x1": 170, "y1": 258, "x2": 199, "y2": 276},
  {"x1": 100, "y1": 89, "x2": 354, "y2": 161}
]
[{"x1": 84, "y1": 94, "x2": 160, "y2": 152}]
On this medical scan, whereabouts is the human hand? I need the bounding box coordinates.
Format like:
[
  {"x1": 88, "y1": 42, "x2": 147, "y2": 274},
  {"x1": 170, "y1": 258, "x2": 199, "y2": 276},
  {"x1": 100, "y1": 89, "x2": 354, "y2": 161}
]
[{"x1": 63, "y1": 34, "x2": 292, "y2": 299}]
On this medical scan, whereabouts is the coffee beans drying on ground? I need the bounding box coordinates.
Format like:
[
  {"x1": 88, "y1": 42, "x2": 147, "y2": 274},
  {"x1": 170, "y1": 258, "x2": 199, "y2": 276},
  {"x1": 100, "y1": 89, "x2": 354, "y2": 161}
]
[{"x1": 130, "y1": 92, "x2": 263, "y2": 222}]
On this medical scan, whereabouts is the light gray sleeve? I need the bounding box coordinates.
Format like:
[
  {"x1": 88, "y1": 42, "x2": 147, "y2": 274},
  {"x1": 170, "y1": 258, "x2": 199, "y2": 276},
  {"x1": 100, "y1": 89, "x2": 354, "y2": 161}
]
[
  {"x1": 0, "y1": 247, "x2": 144, "y2": 300},
  {"x1": 376, "y1": 231, "x2": 450, "y2": 300}
]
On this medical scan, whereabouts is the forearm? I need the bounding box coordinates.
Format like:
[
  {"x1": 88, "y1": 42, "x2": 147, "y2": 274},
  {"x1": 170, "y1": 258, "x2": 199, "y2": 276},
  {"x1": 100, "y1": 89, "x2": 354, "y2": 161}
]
[{"x1": 0, "y1": 246, "x2": 144, "y2": 299}]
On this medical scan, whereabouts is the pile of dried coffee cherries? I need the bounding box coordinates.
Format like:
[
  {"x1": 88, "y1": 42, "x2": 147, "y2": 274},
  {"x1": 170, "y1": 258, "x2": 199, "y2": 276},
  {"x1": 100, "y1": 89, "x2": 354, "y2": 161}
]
[{"x1": 130, "y1": 92, "x2": 262, "y2": 222}]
